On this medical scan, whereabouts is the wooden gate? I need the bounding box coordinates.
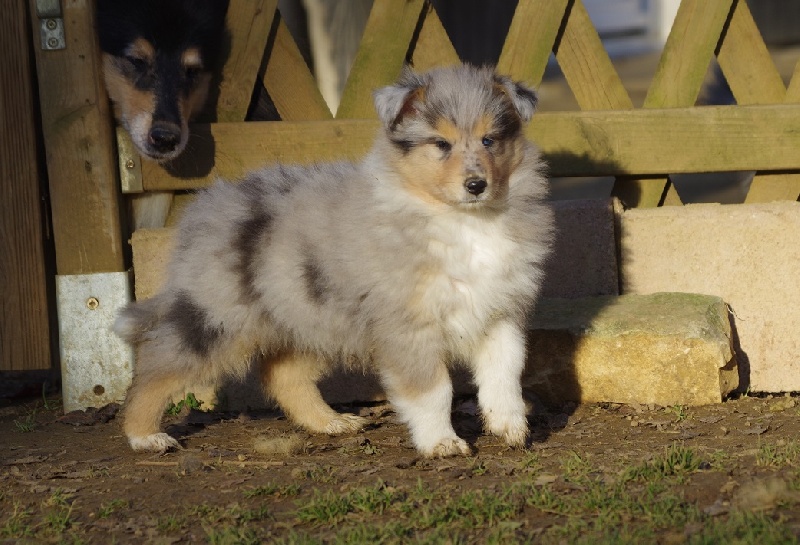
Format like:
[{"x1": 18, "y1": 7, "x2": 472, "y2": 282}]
[{"x1": 20, "y1": 0, "x2": 800, "y2": 395}]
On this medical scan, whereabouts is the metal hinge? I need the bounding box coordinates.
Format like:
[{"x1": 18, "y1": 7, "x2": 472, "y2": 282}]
[{"x1": 36, "y1": 0, "x2": 65, "y2": 50}]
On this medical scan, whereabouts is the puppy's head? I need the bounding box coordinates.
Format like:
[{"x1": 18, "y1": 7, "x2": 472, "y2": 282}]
[
  {"x1": 96, "y1": 0, "x2": 229, "y2": 162},
  {"x1": 373, "y1": 65, "x2": 538, "y2": 208}
]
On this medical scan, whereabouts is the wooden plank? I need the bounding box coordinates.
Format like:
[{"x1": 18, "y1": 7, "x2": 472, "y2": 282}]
[
  {"x1": 0, "y1": 0, "x2": 51, "y2": 370},
  {"x1": 28, "y1": 0, "x2": 125, "y2": 274},
  {"x1": 787, "y1": 59, "x2": 800, "y2": 103},
  {"x1": 336, "y1": 0, "x2": 425, "y2": 119},
  {"x1": 615, "y1": 0, "x2": 733, "y2": 207},
  {"x1": 715, "y1": 1, "x2": 799, "y2": 203},
  {"x1": 555, "y1": 0, "x2": 632, "y2": 110},
  {"x1": 217, "y1": 0, "x2": 277, "y2": 122},
  {"x1": 497, "y1": 0, "x2": 569, "y2": 85},
  {"x1": 263, "y1": 19, "x2": 332, "y2": 120},
  {"x1": 716, "y1": 0, "x2": 785, "y2": 105},
  {"x1": 140, "y1": 105, "x2": 800, "y2": 190},
  {"x1": 744, "y1": 173, "x2": 800, "y2": 203},
  {"x1": 410, "y1": 4, "x2": 460, "y2": 71},
  {"x1": 644, "y1": 0, "x2": 733, "y2": 108}
]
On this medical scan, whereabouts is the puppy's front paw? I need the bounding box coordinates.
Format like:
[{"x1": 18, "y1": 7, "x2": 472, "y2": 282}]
[
  {"x1": 422, "y1": 437, "x2": 471, "y2": 458},
  {"x1": 484, "y1": 412, "x2": 529, "y2": 448},
  {"x1": 128, "y1": 433, "x2": 182, "y2": 453},
  {"x1": 323, "y1": 413, "x2": 367, "y2": 435}
]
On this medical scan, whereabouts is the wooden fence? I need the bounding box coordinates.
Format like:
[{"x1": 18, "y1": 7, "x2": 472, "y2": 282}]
[
  {"x1": 12, "y1": 0, "x2": 800, "y2": 375},
  {"x1": 122, "y1": 0, "x2": 800, "y2": 210}
]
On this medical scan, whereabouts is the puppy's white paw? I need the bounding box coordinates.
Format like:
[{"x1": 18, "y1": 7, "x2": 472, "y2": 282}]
[
  {"x1": 421, "y1": 437, "x2": 471, "y2": 458},
  {"x1": 484, "y1": 411, "x2": 529, "y2": 448},
  {"x1": 129, "y1": 433, "x2": 181, "y2": 453},
  {"x1": 323, "y1": 413, "x2": 367, "y2": 435}
]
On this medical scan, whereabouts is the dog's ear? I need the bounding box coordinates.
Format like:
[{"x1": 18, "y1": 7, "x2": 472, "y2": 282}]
[
  {"x1": 373, "y1": 66, "x2": 426, "y2": 129},
  {"x1": 494, "y1": 75, "x2": 538, "y2": 123}
]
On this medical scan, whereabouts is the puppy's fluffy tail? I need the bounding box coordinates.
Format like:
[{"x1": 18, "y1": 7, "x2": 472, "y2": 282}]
[{"x1": 113, "y1": 296, "x2": 166, "y2": 345}]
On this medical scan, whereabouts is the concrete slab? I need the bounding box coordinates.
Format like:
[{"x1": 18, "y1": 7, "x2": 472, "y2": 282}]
[{"x1": 620, "y1": 201, "x2": 800, "y2": 393}]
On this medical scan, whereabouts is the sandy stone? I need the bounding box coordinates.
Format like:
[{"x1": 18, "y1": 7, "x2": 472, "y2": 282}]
[
  {"x1": 620, "y1": 202, "x2": 800, "y2": 392},
  {"x1": 524, "y1": 293, "x2": 738, "y2": 406}
]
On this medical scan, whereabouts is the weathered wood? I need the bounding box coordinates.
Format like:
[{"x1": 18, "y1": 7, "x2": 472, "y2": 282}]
[
  {"x1": 716, "y1": 0, "x2": 785, "y2": 105},
  {"x1": 787, "y1": 60, "x2": 800, "y2": 103},
  {"x1": 336, "y1": 0, "x2": 425, "y2": 119},
  {"x1": 497, "y1": 0, "x2": 569, "y2": 85},
  {"x1": 717, "y1": 1, "x2": 798, "y2": 203},
  {"x1": 645, "y1": 0, "x2": 733, "y2": 108},
  {"x1": 217, "y1": 0, "x2": 277, "y2": 122},
  {"x1": 615, "y1": 0, "x2": 733, "y2": 207},
  {"x1": 264, "y1": 19, "x2": 332, "y2": 120},
  {"x1": 28, "y1": 0, "x2": 125, "y2": 274},
  {"x1": 744, "y1": 173, "x2": 800, "y2": 204},
  {"x1": 410, "y1": 4, "x2": 459, "y2": 71},
  {"x1": 140, "y1": 105, "x2": 800, "y2": 190},
  {"x1": 555, "y1": 0, "x2": 632, "y2": 110},
  {"x1": 0, "y1": 0, "x2": 51, "y2": 370}
]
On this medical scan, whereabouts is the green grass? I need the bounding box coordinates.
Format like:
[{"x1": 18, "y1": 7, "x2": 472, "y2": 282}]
[
  {"x1": 165, "y1": 392, "x2": 203, "y2": 415},
  {"x1": 756, "y1": 440, "x2": 800, "y2": 468},
  {"x1": 13, "y1": 408, "x2": 36, "y2": 433},
  {"x1": 97, "y1": 499, "x2": 129, "y2": 518}
]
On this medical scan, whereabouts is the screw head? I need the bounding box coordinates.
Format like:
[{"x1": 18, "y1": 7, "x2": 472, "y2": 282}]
[
  {"x1": 47, "y1": 37, "x2": 60, "y2": 48},
  {"x1": 45, "y1": 18, "x2": 57, "y2": 30},
  {"x1": 86, "y1": 297, "x2": 99, "y2": 310},
  {"x1": 125, "y1": 159, "x2": 136, "y2": 170}
]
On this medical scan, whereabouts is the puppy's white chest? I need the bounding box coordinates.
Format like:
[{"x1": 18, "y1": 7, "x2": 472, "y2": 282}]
[{"x1": 424, "y1": 217, "x2": 514, "y2": 339}]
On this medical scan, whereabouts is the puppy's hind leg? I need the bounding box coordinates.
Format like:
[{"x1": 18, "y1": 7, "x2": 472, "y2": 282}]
[
  {"x1": 471, "y1": 319, "x2": 529, "y2": 448},
  {"x1": 261, "y1": 351, "x2": 366, "y2": 434},
  {"x1": 123, "y1": 365, "x2": 186, "y2": 453}
]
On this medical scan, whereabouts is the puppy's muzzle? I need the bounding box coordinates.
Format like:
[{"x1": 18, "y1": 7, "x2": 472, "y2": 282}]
[{"x1": 465, "y1": 177, "x2": 488, "y2": 196}]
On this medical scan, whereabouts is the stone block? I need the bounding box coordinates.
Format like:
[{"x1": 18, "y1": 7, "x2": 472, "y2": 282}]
[
  {"x1": 620, "y1": 202, "x2": 800, "y2": 393},
  {"x1": 542, "y1": 198, "x2": 620, "y2": 298},
  {"x1": 524, "y1": 293, "x2": 738, "y2": 407}
]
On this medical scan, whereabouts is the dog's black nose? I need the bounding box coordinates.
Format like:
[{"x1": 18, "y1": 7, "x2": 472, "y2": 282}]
[
  {"x1": 465, "y1": 178, "x2": 487, "y2": 196},
  {"x1": 149, "y1": 123, "x2": 181, "y2": 153}
]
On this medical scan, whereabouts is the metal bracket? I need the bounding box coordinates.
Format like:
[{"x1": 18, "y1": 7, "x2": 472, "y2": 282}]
[
  {"x1": 116, "y1": 127, "x2": 144, "y2": 193},
  {"x1": 56, "y1": 272, "x2": 134, "y2": 412},
  {"x1": 36, "y1": 0, "x2": 65, "y2": 50}
]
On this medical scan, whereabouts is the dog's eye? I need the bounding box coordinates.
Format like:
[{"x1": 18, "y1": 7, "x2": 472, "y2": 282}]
[
  {"x1": 482, "y1": 136, "x2": 495, "y2": 148},
  {"x1": 434, "y1": 139, "x2": 452, "y2": 152},
  {"x1": 185, "y1": 65, "x2": 203, "y2": 81},
  {"x1": 125, "y1": 56, "x2": 149, "y2": 73}
]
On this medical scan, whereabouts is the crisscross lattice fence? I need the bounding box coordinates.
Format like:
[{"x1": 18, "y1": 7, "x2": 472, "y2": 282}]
[{"x1": 121, "y1": 0, "x2": 800, "y2": 211}]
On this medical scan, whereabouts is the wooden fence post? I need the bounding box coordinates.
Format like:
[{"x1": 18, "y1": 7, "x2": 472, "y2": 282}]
[
  {"x1": 28, "y1": 0, "x2": 133, "y2": 411},
  {"x1": 0, "y1": 0, "x2": 52, "y2": 372}
]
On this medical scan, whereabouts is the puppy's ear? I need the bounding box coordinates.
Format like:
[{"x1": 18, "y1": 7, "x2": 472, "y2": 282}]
[
  {"x1": 494, "y1": 75, "x2": 538, "y2": 123},
  {"x1": 373, "y1": 66, "x2": 426, "y2": 129}
]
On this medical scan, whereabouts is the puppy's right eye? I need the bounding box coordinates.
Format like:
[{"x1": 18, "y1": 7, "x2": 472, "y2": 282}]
[{"x1": 433, "y1": 139, "x2": 452, "y2": 152}]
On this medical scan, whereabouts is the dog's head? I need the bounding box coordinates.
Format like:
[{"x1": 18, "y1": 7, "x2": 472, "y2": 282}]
[
  {"x1": 373, "y1": 65, "x2": 538, "y2": 208},
  {"x1": 96, "y1": 0, "x2": 229, "y2": 162}
]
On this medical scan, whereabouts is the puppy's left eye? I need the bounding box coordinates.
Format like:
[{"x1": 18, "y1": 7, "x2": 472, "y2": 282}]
[
  {"x1": 482, "y1": 136, "x2": 495, "y2": 147},
  {"x1": 434, "y1": 139, "x2": 452, "y2": 152}
]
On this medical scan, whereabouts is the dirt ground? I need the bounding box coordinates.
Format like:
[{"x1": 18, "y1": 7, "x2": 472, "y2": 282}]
[{"x1": 2, "y1": 391, "x2": 800, "y2": 544}]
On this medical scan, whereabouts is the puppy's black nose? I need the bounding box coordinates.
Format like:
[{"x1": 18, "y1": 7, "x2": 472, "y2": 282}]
[
  {"x1": 149, "y1": 123, "x2": 181, "y2": 153},
  {"x1": 465, "y1": 178, "x2": 487, "y2": 196}
]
